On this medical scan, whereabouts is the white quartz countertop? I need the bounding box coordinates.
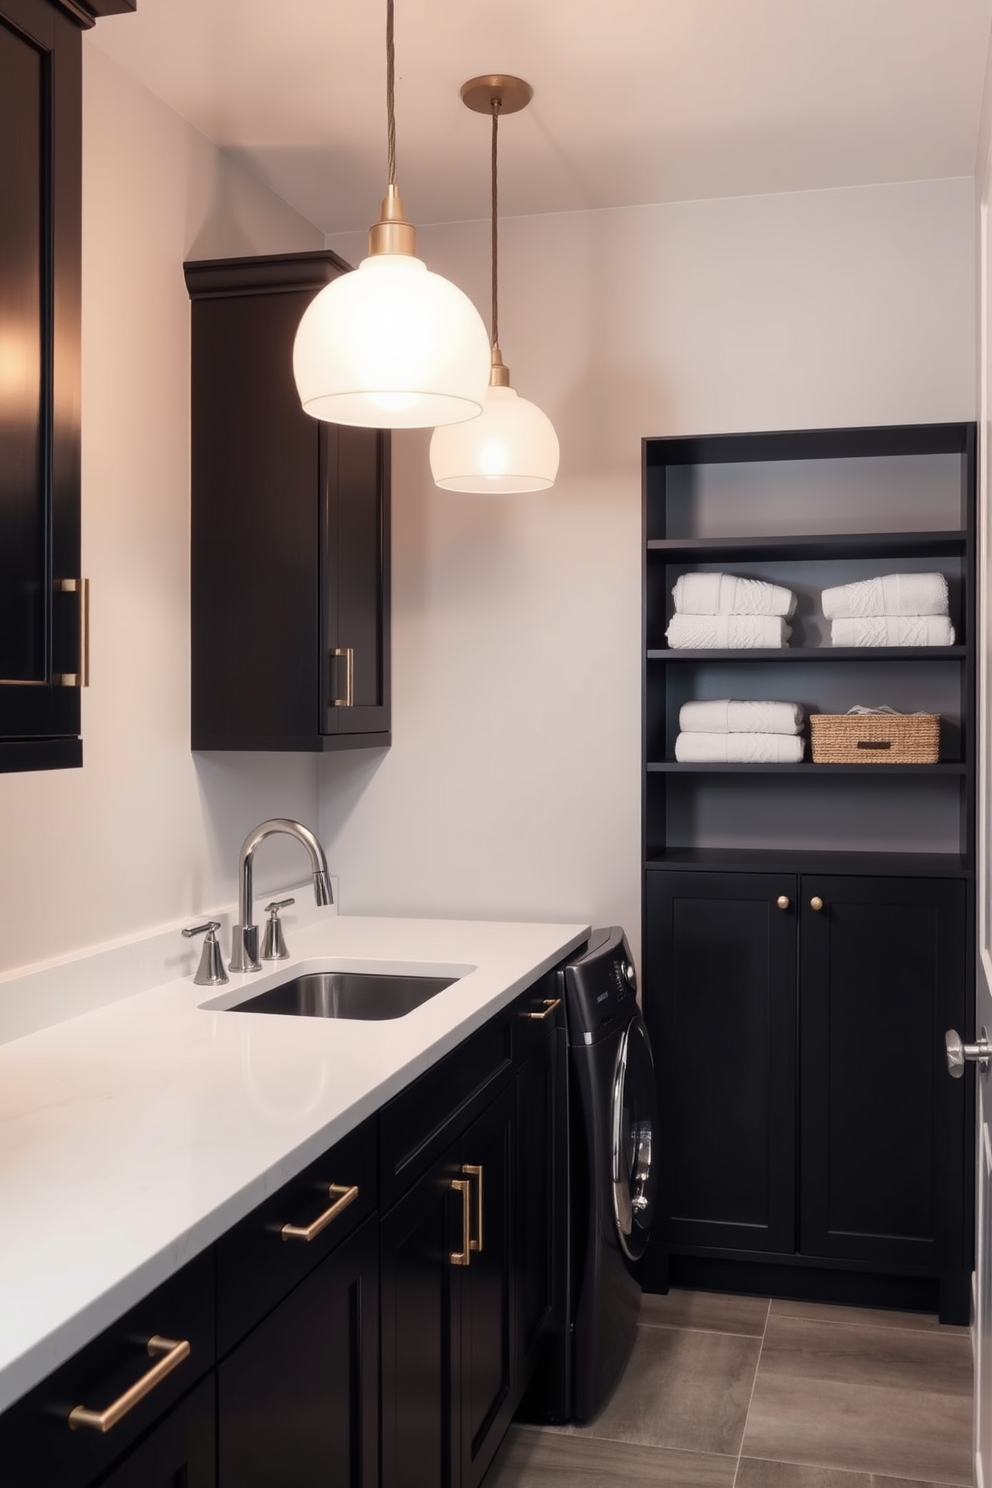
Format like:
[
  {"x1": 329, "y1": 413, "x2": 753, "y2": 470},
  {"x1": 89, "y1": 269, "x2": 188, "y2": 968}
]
[{"x1": 0, "y1": 914, "x2": 588, "y2": 1414}]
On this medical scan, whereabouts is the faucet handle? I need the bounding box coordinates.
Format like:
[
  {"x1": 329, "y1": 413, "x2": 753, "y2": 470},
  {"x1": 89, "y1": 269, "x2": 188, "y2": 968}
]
[
  {"x1": 261, "y1": 899, "x2": 295, "y2": 961},
  {"x1": 182, "y1": 921, "x2": 229, "y2": 986}
]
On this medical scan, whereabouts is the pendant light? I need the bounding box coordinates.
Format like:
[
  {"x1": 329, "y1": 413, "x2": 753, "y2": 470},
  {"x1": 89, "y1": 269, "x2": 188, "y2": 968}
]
[
  {"x1": 430, "y1": 76, "x2": 560, "y2": 493},
  {"x1": 293, "y1": 0, "x2": 490, "y2": 429}
]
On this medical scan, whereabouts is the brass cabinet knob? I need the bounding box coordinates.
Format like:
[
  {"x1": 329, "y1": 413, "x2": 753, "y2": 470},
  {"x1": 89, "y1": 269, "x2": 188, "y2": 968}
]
[
  {"x1": 776, "y1": 895, "x2": 790, "y2": 910},
  {"x1": 810, "y1": 896, "x2": 824, "y2": 912}
]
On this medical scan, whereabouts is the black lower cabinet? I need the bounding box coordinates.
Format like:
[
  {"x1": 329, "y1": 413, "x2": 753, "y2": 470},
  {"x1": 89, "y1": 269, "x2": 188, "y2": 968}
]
[
  {"x1": 648, "y1": 871, "x2": 797, "y2": 1259},
  {"x1": 799, "y1": 877, "x2": 968, "y2": 1291},
  {"x1": 380, "y1": 1147, "x2": 458, "y2": 1488},
  {"x1": 457, "y1": 1083, "x2": 515, "y2": 1488},
  {"x1": 97, "y1": 1376, "x2": 216, "y2": 1488},
  {"x1": 645, "y1": 867, "x2": 971, "y2": 1321},
  {"x1": 380, "y1": 1083, "x2": 516, "y2": 1488},
  {"x1": 515, "y1": 1021, "x2": 568, "y2": 1406},
  {"x1": 0, "y1": 973, "x2": 575, "y2": 1487},
  {"x1": 218, "y1": 1215, "x2": 379, "y2": 1488}
]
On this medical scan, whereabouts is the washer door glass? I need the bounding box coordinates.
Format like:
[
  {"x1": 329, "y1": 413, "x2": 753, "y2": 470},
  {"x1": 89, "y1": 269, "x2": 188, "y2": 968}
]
[{"x1": 611, "y1": 1015, "x2": 658, "y2": 1261}]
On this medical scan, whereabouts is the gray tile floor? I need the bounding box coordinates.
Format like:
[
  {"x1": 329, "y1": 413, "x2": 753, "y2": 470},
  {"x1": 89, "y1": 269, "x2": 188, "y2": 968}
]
[{"x1": 484, "y1": 1290, "x2": 974, "y2": 1488}]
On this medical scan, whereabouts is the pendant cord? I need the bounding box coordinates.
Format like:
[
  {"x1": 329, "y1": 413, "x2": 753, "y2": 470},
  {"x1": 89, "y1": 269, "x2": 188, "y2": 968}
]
[
  {"x1": 491, "y1": 98, "x2": 501, "y2": 352},
  {"x1": 386, "y1": 0, "x2": 397, "y2": 187}
]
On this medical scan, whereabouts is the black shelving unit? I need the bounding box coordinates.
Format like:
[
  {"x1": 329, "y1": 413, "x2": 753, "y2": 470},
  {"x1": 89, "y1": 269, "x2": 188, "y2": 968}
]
[{"x1": 641, "y1": 422, "x2": 976, "y2": 1324}]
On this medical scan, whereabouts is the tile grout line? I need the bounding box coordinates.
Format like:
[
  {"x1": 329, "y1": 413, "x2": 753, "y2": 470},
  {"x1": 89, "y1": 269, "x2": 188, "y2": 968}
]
[{"x1": 731, "y1": 1297, "x2": 771, "y2": 1488}]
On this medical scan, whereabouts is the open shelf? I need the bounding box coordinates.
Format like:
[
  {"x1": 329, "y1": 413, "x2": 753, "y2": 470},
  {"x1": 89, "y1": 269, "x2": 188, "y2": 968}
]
[
  {"x1": 648, "y1": 647, "x2": 966, "y2": 662},
  {"x1": 646, "y1": 761, "x2": 966, "y2": 775},
  {"x1": 643, "y1": 421, "x2": 977, "y2": 872},
  {"x1": 645, "y1": 847, "x2": 971, "y2": 877},
  {"x1": 647, "y1": 531, "x2": 967, "y2": 562}
]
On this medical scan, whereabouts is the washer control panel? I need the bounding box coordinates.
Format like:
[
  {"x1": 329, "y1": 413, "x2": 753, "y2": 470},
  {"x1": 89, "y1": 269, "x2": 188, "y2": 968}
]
[{"x1": 564, "y1": 926, "x2": 638, "y2": 1045}]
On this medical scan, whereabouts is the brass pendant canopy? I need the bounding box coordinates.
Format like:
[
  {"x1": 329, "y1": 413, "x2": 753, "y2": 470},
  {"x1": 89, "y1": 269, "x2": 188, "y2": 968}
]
[{"x1": 460, "y1": 75, "x2": 533, "y2": 116}]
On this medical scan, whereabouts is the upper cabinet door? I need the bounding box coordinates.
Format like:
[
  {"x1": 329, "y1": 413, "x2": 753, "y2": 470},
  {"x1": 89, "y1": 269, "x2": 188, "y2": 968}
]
[
  {"x1": 185, "y1": 253, "x2": 392, "y2": 754},
  {"x1": 321, "y1": 423, "x2": 391, "y2": 736},
  {"x1": 0, "y1": 0, "x2": 82, "y2": 771}
]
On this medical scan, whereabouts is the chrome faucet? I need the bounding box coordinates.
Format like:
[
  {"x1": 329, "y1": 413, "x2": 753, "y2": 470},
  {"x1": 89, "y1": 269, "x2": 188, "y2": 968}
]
[{"x1": 230, "y1": 818, "x2": 332, "y2": 973}]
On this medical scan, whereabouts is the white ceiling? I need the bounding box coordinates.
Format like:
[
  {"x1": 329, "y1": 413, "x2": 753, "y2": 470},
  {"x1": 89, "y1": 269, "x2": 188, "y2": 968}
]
[{"x1": 90, "y1": 0, "x2": 992, "y2": 236}]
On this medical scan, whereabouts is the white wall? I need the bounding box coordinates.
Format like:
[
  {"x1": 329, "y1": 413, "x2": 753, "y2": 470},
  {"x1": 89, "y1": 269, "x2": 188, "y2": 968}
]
[
  {"x1": 0, "y1": 45, "x2": 323, "y2": 979},
  {"x1": 321, "y1": 179, "x2": 977, "y2": 956},
  {"x1": 0, "y1": 54, "x2": 976, "y2": 987}
]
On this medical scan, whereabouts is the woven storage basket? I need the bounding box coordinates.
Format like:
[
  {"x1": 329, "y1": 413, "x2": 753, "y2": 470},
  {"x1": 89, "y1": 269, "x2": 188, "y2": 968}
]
[{"x1": 809, "y1": 712, "x2": 940, "y2": 764}]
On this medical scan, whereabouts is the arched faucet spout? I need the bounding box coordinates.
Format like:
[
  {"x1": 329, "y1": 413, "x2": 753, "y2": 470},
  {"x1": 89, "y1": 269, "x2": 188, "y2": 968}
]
[{"x1": 231, "y1": 819, "x2": 332, "y2": 973}]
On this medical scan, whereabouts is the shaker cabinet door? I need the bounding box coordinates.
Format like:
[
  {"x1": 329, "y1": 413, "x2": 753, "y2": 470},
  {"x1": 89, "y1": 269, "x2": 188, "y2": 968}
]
[
  {"x1": 799, "y1": 875, "x2": 968, "y2": 1272},
  {"x1": 218, "y1": 1215, "x2": 379, "y2": 1488},
  {"x1": 321, "y1": 422, "x2": 391, "y2": 736},
  {"x1": 646, "y1": 870, "x2": 798, "y2": 1255},
  {"x1": 0, "y1": 0, "x2": 82, "y2": 770}
]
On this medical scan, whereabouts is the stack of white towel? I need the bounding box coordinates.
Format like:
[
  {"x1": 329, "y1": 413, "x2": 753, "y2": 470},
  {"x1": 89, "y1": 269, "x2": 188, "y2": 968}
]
[
  {"x1": 822, "y1": 572, "x2": 954, "y2": 647},
  {"x1": 674, "y1": 699, "x2": 806, "y2": 763},
  {"x1": 666, "y1": 573, "x2": 796, "y2": 650}
]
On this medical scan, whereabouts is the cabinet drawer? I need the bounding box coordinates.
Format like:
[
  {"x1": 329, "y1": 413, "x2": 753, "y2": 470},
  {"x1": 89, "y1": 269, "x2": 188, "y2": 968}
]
[
  {"x1": 216, "y1": 1114, "x2": 377, "y2": 1355},
  {"x1": 0, "y1": 1249, "x2": 213, "y2": 1488},
  {"x1": 513, "y1": 969, "x2": 565, "y2": 1065},
  {"x1": 380, "y1": 1012, "x2": 513, "y2": 1208}
]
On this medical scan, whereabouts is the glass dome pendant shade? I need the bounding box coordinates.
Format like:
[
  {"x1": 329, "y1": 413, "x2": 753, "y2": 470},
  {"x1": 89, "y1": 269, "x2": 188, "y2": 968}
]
[
  {"x1": 430, "y1": 347, "x2": 560, "y2": 492},
  {"x1": 292, "y1": 2, "x2": 490, "y2": 430},
  {"x1": 430, "y1": 75, "x2": 559, "y2": 492}
]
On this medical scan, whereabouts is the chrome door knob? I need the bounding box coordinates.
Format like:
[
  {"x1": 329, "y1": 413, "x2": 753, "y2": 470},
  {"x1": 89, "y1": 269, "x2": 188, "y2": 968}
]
[{"x1": 945, "y1": 1027, "x2": 991, "y2": 1078}]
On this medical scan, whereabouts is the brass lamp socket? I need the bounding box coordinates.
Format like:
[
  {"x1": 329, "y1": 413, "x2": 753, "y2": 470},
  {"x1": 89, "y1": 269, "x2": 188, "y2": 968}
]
[
  {"x1": 489, "y1": 346, "x2": 511, "y2": 388},
  {"x1": 369, "y1": 184, "x2": 418, "y2": 257}
]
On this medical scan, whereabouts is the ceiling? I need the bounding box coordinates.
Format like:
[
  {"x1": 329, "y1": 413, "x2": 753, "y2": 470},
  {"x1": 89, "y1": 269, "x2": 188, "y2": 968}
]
[{"x1": 89, "y1": 0, "x2": 992, "y2": 237}]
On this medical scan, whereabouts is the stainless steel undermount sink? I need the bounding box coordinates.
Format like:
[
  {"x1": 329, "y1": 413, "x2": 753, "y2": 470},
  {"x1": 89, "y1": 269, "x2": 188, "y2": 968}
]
[{"x1": 222, "y1": 970, "x2": 460, "y2": 1021}]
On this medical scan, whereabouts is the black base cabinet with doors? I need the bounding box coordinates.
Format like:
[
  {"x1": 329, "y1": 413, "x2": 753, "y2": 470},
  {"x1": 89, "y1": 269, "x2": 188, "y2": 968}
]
[
  {"x1": 641, "y1": 423, "x2": 977, "y2": 1325},
  {"x1": 184, "y1": 253, "x2": 391, "y2": 753},
  {"x1": 0, "y1": 964, "x2": 573, "y2": 1488},
  {"x1": 646, "y1": 868, "x2": 969, "y2": 1321}
]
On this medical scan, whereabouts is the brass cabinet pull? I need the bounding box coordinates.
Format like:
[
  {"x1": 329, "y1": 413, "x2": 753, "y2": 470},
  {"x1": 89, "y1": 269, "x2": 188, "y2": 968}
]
[
  {"x1": 463, "y1": 1164, "x2": 484, "y2": 1254},
  {"x1": 776, "y1": 895, "x2": 790, "y2": 910},
  {"x1": 810, "y1": 896, "x2": 824, "y2": 912},
  {"x1": 281, "y1": 1182, "x2": 359, "y2": 1242},
  {"x1": 450, "y1": 1178, "x2": 472, "y2": 1266},
  {"x1": 55, "y1": 577, "x2": 90, "y2": 688},
  {"x1": 330, "y1": 647, "x2": 354, "y2": 707},
  {"x1": 68, "y1": 1336, "x2": 190, "y2": 1433},
  {"x1": 521, "y1": 997, "x2": 562, "y2": 1022}
]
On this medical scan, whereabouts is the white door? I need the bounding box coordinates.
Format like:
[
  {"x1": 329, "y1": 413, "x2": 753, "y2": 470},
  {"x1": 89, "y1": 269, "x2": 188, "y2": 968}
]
[{"x1": 974, "y1": 145, "x2": 992, "y2": 1488}]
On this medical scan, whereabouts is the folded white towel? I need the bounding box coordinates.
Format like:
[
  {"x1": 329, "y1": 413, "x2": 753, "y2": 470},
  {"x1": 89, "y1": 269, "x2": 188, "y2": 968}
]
[
  {"x1": 821, "y1": 572, "x2": 948, "y2": 619},
  {"x1": 830, "y1": 615, "x2": 955, "y2": 647},
  {"x1": 673, "y1": 572, "x2": 797, "y2": 619},
  {"x1": 675, "y1": 731, "x2": 806, "y2": 763},
  {"x1": 666, "y1": 614, "x2": 792, "y2": 650},
  {"x1": 678, "y1": 699, "x2": 806, "y2": 735}
]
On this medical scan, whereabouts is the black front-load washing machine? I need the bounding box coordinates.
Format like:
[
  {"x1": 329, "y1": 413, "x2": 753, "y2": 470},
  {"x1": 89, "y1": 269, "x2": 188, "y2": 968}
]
[{"x1": 523, "y1": 926, "x2": 658, "y2": 1423}]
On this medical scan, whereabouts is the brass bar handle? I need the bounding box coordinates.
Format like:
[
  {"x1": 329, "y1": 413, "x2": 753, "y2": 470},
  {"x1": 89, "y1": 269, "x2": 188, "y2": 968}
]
[
  {"x1": 463, "y1": 1163, "x2": 484, "y2": 1254},
  {"x1": 68, "y1": 1336, "x2": 190, "y2": 1433},
  {"x1": 521, "y1": 997, "x2": 562, "y2": 1022},
  {"x1": 450, "y1": 1178, "x2": 471, "y2": 1266},
  {"x1": 281, "y1": 1183, "x2": 359, "y2": 1242},
  {"x1": 56, "y1": 577, "x2": 90, "y2": 688},
  {"x1": 330, "y1": 647, "x2": 354, "y2": 707}
]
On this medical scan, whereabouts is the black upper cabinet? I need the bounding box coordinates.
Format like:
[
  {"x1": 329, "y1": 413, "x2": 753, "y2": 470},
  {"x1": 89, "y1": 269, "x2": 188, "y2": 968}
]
[
  {"x1": 0, "y1": 0, "x2": 85, "y2": 773},
  {"x1": 184, "y1": 253, "x2": 391, "y2": 752}
]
